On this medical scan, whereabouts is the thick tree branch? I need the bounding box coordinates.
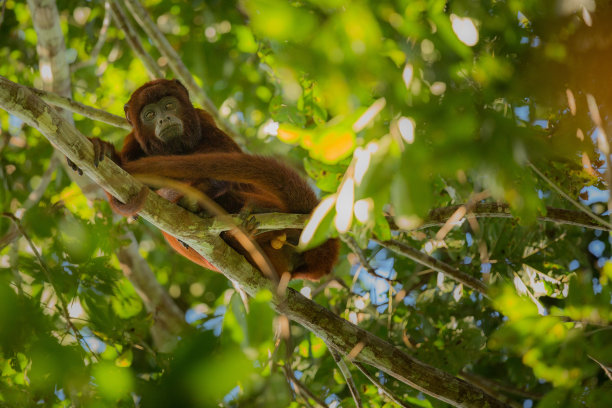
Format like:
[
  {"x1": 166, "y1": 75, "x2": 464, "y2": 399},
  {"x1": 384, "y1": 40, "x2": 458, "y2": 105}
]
[{"x1": 0, "y1": 76, "x2": 510, "y2": 408}]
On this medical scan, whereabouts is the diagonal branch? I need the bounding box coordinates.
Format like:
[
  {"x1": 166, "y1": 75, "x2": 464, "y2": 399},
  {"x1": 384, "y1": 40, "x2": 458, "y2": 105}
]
[
  {"x1": 375, "y1": 238, "x2": 489, "y2": 296},
  {"x1": 396, "y1": 203, "x2": 611, "y2": 232},
  {"x1": 27, "y1": 85, "x2": 130, "y2": 129},
  {"x1": 528, "y1": 162, "x2": 612, "y2": 230},
  {"x1": 0, "y1": 76, "x2": 510, "y2": 408},
  {"x1": 109, "y1": 0, "x2": 162, "y2": 79}
]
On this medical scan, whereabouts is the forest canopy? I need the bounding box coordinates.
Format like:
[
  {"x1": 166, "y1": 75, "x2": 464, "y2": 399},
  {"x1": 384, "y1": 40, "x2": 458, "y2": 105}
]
[{"x1": 1, "y1": 0, "x2": 611, "y2": 407}]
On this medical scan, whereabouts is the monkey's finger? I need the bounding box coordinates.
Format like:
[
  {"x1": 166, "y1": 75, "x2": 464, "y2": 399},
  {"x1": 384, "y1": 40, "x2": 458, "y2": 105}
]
[
  {"x1": 91, "y1": 139, "x2": 104, "y2": 167},
  {"x1": 98, "y1": 142, "x2": 106, "y2": 165},
  {"x1": 66, "y1": 157, "x2": 83, "y2": 176},
  {"x1": 91, "y1": 139, "x2": 100, "y2": 167}
]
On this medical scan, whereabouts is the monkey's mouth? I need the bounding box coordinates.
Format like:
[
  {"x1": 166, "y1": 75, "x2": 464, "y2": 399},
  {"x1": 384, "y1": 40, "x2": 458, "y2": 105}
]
[{"x1": 158, "y1": 124, "x2": 183, "y2": 141}]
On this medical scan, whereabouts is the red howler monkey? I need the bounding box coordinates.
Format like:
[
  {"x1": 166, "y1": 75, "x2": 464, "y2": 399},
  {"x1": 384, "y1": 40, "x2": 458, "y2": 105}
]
[{"x1": 79, "y1": 79, "x2": 338, "y2": 280}]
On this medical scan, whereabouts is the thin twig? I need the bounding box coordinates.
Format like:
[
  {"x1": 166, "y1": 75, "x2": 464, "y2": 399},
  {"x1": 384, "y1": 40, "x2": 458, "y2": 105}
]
[
  {"x1": 375, "y1": 238, "x2": 489, "y2": 297},
  {"x1": 459, "y1": 371, "x2": 543, "y2": 400},
  {"x1": 72, "y1": 1, "x2": 112, "y2": 72},
  {"x1": 457, "y1": 371, "x2": 523, "y2": 408},
  {"x1": 2, "y1": 213, "x2": 99, "y2": 360},
  {"x1": 330, "y1": 347, "x2": 362, "y2": 408},
  {"x1": 109, "y1": 0, "x2": 162, "y2": 79},
  {"x1": 0, "y1": 0, "x2": 7, "y2": 27},
  {"x1": 528, "y1": 162, "x2": 612, "y2": 229},
  {"x1": 28, "y1": 85, "x2": 130, "y2": 129},
  {"x1": 353, "y1": 362, "x2": 414, "y2": 408},
  {"x1": 122, "y1": 0, "x2": 242, "y2": 141},
  {"x1": 282, "y1": 364, "x2": 327, "y2": 408},
  {"x1": 399, "y1": 203, "x2": 611, "y2": 232},
  {"x1": 0, "y1": 155, "x2": 60, "y2": 251},
  {"x1": 588, "y1": 354, "x2": 612, "y2": 382},
  {"x1": 283, "y1": 337, "x2": 328, "y2": 408},
  {"x1": 341, "y1": 235, "x2": 396, "y2": 283}
]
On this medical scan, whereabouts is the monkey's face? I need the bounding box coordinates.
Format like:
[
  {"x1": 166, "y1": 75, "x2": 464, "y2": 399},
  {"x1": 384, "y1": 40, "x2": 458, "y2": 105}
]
[{"x1": 139, "y1": 96, "x2": 185, "y2": 142}]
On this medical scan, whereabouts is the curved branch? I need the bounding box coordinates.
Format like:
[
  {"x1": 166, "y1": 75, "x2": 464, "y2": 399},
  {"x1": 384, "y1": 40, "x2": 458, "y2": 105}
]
[
  {"x1": 109, "y1": 0, "x2": 162, "y2": 79},
  {"x1": 27, "y1": 85, "x2": 130, "y2": 129},
  {"x1": 0, "y1": 76, "x2": 510, "y2": 408}
]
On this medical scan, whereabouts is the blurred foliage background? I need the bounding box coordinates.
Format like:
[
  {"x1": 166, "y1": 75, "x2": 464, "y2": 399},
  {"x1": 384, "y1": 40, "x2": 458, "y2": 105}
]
[{"x1": 1, "y1": 0, "x2": 612, "y2": 407}]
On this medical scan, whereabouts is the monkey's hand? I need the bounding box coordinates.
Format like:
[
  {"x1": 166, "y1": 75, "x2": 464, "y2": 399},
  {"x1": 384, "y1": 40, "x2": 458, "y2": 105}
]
[
  {"x1": 67, "y1": 138, "x2": 119, "y2": 175},
  {"x1": 109, "y1": 186, "x2": 149, "y2": 217},
  {"x1": 238, "y1": 207, "x2": 260, "y2": 237}
]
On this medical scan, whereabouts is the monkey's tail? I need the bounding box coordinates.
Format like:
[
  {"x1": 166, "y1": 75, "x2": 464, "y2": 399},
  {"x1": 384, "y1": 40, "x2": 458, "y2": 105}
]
[
  {"x1": 123, "y1": 153, "x2": 319, "y2": 213},
  {"x1": 292, "y1": 238, "x2": 340, "y2": 281}
]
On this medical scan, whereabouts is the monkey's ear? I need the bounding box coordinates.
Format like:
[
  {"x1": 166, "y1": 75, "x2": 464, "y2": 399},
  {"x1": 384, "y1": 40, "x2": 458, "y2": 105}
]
[
  {"x1": 173, "y1": 79, "x2": 188, "y2": 95},
  {"x1": 124, "y1": 104, "x2": 132, "y2": 125}
]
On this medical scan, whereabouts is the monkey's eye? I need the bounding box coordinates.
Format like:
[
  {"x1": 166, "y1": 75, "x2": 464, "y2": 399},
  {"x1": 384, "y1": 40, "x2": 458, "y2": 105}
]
[
  {"x1": 144, "y1": 110, "x2": 155, "y2": 120},
  {"x1": 164, "y1": 102, "x2": 175, "y2": 110}
]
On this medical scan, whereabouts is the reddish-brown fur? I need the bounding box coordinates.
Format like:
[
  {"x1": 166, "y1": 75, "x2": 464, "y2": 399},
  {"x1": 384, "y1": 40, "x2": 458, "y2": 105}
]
[{"x1": 98, "y1": 79, "x2": 338, "y2": 280}]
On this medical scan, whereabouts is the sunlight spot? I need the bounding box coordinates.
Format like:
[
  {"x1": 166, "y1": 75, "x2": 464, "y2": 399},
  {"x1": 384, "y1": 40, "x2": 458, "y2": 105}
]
[
  {"x1": 262, "y1": 120, "x2": 279, "y2": 136},
  {"x1": 300, "y1": 195, "x2": 336, "y2": 246},
  {"x1": 354, "y1": 148, "x2": 371, "y2": 184},
  {"x1": 566, "y1": 89, "x2": 576, "y2": 115},
  {"x1": 397, "y1": 117, "x2": 415, "y2": 144},
  {"x1": 366, "y1": 141, "x2": 379, "y2": 154},
  {"x1": 597, "y1": 127, "x2": 610, "y2": 155},
  {"x1": 355, "y1": 298, "x2": 365, "y2": 310},
  {"x1": 395, "y1": 215, "x2": 421, "y2": 230},
  {"x1": 335, "y1": 178, "x2": 355, "y2": 233},
  {"x1": 40, "y1": 63, "x2": 53, "y2": 82},
  {"x1": 353, "y1": 98, "x2": 386, "y2": 132},
  {"x1": 582, "y1": 5, "x2": 592, "y2": 26},
  {"x1": 451, "y1": 14, "x2": 479, "y2": 46},
  {"x1": 205, "y1": 27, "x2": 217, "y2": 40},
  {"x1": 402, "y1": 64, "x2": 414, "y2": 89},
  {"x1": 421, "y1": 39, "x2": 435, "y2": 55},
  {"x1": 586, "y1": 93, "x2": 602, "y2": 126},
  {"x1": 68, "y1": 298, "x2": 84, "y2": 319},
  {"x1": 300, "y1": 286, "x2": 312, "y2": 299},
  {"x1": 430, "y1": 81, "x2": 446, "y2": 96},
  {"x1": 354, "y1": 198, "x2": 374, "y2": 223},
  {"x1": 73, "y1": 7, "x2": 91, "y2": 26},
  {"x1": 169, "y1": 284, "x2": 181, "y2": 298},
  {"x1": 190, "y1": 282, "x2": 205, "y2": 297}
]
